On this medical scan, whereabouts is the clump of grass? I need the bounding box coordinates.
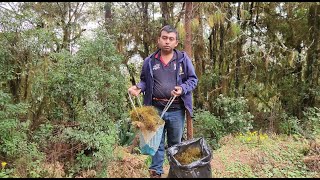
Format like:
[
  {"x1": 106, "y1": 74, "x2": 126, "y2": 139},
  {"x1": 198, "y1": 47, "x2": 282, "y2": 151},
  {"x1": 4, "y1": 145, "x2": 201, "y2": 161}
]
[
  {"x1": 174, "y1": 147, "x2": 202, "y2": 165},
  {"x1": 130, "y1": 106, "x2": 164, "y2": 132}
]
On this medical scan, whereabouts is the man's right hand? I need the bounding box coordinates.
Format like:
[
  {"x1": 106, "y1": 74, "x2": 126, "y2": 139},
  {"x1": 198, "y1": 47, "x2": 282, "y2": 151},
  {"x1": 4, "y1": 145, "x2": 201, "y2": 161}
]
[{"x1": 128, "y1": 85, "x2": 141, "y2": 96}]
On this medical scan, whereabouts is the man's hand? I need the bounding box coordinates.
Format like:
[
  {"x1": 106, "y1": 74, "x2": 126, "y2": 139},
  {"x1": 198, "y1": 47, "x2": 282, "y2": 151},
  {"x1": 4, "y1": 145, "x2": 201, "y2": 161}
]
[
  {"x1": 128, "y1": 85, "x2": 141, "y2": 96},
  {"x1": 171, "y1": 86, "x2": 183, "y2": 97}
]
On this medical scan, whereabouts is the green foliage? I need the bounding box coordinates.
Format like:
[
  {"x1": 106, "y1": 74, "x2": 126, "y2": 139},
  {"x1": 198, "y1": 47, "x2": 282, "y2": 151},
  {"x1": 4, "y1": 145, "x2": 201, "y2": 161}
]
[
  {"x1": 213, "y1": 133, "x2": 318, "y2": 178},
  {"x1": 37, "y1": 29, "x2": 127, "y2": 175},
  {"x1": 117, "y1": 117, "x2": 137, "y2": 146},
  {"x1": 0, "y1": 168, "x2": 14, "y2": 178},
  {"x1": 194, "y1": 109, "x2": 224, "y2": 149},
  {"x1": 278, "y1": 107, "x2": 320, "y2": 137},
  {"x1": 278, "y1": 113, "x2": 301, "y2": 135},
  {"x1": 225, "y1": 162, "x2": 256, "y2": 178},
  {"x1": 257, "y1": 135, "x2": 314, "y2": 178},
  {"x1": 14, "y1": 154, "x2": 46, "y2": 178},
  {"x1": 0, "y1": 37, "x2": 15, "y2": 82},
  {"x1": 32, "y1": 123, "x2": 54, "y2": 149},
  {"x1": 199, "y1": 72, "x2": 219, "y2": 88},
  {"x1": 194, "y1": 95, "x2": 254, "y2": 148},
  {"x1": 0, "y1": 91, "x2": 45, "y2": 178},
  {"x1": 0, "y1": 90, "x2": 29, "y2": 158},
  {"x1": 214, "y1": 94, "x2": 254, "y2": 134},
  {"x1": 278, "y1": 74, "x2": 304, "y2": 115},
  {"x1": 302, "y1": 107, "x2": 320, "y2": 136}
]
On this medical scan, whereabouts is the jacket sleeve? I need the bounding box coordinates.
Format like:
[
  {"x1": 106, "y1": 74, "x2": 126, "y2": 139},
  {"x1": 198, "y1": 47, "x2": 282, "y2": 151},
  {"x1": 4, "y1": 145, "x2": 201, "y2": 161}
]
[
  {"x1": 180, "y1": 53, "x2": 198, "y2": 95},
  {"x1": 136, "y1": 58, "x2": 148, "y2": 92}
]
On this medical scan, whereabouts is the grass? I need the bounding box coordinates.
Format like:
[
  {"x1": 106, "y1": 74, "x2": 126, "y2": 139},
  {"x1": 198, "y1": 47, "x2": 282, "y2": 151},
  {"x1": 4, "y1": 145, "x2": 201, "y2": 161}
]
[
  {"x1": 3, "y1": 133, "x2": 318, "y2": 178},
  {"x1": 211, "y1": 132, "x2": 319, "y2": 178}
]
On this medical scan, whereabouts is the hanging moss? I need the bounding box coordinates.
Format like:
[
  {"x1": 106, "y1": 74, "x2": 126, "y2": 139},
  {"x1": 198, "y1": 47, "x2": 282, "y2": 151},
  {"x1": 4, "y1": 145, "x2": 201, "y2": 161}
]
[
  {"x1": 130, "y1": 106, "x2": 164, "y2": 132},
  {"x1": 174, "y1": 147, "x2": 202, "y2": 165}
]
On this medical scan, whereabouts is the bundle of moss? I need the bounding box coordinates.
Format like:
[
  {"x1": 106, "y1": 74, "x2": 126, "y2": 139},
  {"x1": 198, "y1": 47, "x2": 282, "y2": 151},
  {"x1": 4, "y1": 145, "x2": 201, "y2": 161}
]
[
  {"x1": 174, "y1": 147, "x2": 202, "y2": 165},
  {"x1": 130, "y1": 106, "x2": 164, "y2": 132}
]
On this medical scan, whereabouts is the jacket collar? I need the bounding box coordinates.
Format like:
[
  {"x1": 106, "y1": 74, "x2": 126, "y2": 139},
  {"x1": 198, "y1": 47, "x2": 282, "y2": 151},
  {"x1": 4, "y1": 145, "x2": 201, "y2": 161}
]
[{"x1": 150, "y1": 49, "x2": 184, "y2": 63}]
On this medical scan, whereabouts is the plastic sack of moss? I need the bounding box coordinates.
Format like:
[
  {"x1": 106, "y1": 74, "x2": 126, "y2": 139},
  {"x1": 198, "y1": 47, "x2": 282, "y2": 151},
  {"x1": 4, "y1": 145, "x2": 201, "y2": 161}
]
[
  {"x1": 139, "y1": 123, "x2": 164, "y2": 156},
  {"x1": 167, "y1": 137, "x2": 212, "y2": 178}
]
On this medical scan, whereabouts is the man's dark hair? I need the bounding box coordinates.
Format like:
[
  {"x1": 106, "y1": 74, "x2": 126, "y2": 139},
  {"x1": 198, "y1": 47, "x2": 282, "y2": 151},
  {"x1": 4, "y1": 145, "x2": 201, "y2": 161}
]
[{"x1": 160, "y1": 25, "x2": 179, "y2": 40}]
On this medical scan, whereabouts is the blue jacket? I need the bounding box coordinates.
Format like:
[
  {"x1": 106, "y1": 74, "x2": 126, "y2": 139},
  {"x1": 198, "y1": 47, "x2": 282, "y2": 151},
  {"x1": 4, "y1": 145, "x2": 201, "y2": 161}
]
[{"x1": 136, "y1": 49, "x2": 198, "y2": 116}]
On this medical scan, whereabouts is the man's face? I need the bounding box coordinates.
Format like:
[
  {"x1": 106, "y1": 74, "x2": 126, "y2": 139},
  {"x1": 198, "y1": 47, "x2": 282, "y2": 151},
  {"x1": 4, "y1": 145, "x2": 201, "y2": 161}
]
[{"x1": 158, "y1": 31, "x2": 178, "y2": 53}]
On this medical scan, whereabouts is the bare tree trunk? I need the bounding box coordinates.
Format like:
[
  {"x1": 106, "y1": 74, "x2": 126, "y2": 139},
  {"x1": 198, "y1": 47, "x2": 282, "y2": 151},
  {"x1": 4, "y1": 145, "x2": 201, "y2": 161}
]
[
  {"x1": 184, "y1": 2, "x2": 193, "y2": 58},
  {"x1": 184, "y1": 2, "x2": 193, "y2": 140}
]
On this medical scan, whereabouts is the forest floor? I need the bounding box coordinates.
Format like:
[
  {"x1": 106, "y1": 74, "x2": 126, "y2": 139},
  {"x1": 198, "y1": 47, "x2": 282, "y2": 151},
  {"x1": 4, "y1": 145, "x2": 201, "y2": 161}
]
[{"x1": 106, "y1": 133, "x2": 320, "y2": 178}]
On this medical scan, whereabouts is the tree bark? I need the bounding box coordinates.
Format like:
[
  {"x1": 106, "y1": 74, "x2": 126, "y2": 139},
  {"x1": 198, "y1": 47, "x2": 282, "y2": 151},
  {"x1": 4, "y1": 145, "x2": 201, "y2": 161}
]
[
  {"x1": 193, "y1": 2, "x2": 205, "y2": 109},
  {"x1": 184, "y1": 2, "x2": 193, "y2": 140},
  {"x1": 184, "y1": 2, "x2": 193, "y2": 58},
  {"x1": 304, "y1": 5, "x2": 320, "y2": 109},
  {"x1": 160, "y1": 2, "x2": 175, "y2": 26},
  {"x1": 142, "y1": 2, "x2": 149, "y2": 58}
]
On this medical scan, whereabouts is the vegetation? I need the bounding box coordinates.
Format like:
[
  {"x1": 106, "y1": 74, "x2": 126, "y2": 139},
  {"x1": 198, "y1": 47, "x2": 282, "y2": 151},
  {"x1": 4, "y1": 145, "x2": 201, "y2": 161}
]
[
  {"x1": 0, "y1": 2, "x2": 319, "y2": 178},
  {"x1": 130, "y1": 106, "x2": 164, "y2": 132},
  {"x1": 211, "y1": 133, "x2": 319, "y2": 178}
]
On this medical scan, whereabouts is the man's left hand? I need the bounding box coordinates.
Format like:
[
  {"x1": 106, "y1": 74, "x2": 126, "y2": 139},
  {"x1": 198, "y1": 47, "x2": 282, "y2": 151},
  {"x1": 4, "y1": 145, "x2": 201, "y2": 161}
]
[{"x1": 171, "y1": 86, "x2": 183, "y2": 97}]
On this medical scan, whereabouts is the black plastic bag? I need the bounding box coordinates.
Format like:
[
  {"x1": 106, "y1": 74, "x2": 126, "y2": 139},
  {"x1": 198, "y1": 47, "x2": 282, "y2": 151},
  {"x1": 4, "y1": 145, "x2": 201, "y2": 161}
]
[{"x1": 167, "y1": 137, "x2": 212, "y2": 178}]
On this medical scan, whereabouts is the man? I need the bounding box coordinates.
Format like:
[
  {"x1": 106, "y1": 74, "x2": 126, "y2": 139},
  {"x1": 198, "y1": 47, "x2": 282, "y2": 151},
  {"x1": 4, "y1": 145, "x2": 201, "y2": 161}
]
[{"x1": 128, "y1": 25, "x2": 198, "y2": 178}]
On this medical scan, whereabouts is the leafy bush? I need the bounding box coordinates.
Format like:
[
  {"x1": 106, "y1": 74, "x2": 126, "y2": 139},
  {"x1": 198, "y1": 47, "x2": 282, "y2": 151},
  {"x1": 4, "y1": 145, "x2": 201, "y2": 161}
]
[
  {"x1": 0, "y1": 90, "x2": 45, "y2": 177},
  {"x1": 302, "y1": 107, "x2": 320, "y2": 136},
  {"x1": 214, "y1": 94, "x2": 254, "y2": 134},
  {"x1": 0, "y1": 90, "x2": 28, "y2": 158},
  {"x1": 26, "y1": 28, "x2": 130, "y2": 177},
  {"x1": 278, "y1": 113, "x2": 301, "y2": 135},
  {"x1": 194, "y1": 95, "x2": 254, "y2": 149},
  {"x1": 194, "y1": 109, "x2": 224, "y2": 149}
]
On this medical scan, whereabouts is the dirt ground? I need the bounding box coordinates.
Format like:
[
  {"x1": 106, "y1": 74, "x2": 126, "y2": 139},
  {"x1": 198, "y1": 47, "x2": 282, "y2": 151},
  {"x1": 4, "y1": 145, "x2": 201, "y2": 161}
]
[{"x1": 161, "y1": 165, "x2": 169, "y2": 178}]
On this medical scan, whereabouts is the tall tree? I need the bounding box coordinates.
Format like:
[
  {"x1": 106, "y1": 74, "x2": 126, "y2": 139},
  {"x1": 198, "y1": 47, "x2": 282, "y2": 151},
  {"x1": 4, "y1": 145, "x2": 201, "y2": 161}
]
[
  {"x1": 184, "y1": 2, "x2": 193, "y2": 58},
  {"x1": 303, "y1": 4, "x2": 320, "y2": 109},
  {"x1": 193, "y1": 2, "x2": 206, "y2": 108},
  {"x1": 184, "y1": 2, "x2": 193, "y2": 140}
]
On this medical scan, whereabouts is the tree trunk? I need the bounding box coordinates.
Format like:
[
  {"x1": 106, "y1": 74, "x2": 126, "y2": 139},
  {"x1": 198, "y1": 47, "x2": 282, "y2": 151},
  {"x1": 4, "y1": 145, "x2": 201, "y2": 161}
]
[
  {"x1": 105, "y1": 2, "x2": 112, "y2": 20},
  {"x1": 142, "y1": 2, "x2": 149, "y2": 58},
  {"x1": 61, "y1": 3, "x2": 70, "y2": 52},
  {"x1": 303, "y1": 5, "x2": 320, "y2": 109},
  {"x1": 160, "y1": 2, "x2": 174, "y2": 26},
  {"x1": 193, "y1": 2, "x2": 205, "y2": 109},
  {"x1": 184, "y1": 2, "x2": 193, "y2": 140},
  {"x1": 184, "y1": 2, "x2": 193, "y2": 58},
  {"x1": 218, "y1": 22, "x2": 225, "y2": 95},
  {"x1": 235, "y1": 3, "x2": 242, "y2": 97}
]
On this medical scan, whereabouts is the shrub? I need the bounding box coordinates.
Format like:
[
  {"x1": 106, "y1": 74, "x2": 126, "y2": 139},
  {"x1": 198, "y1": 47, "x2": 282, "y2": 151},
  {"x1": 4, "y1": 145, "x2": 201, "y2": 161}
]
[
  {"x1": 302, "y1": 107, "x2": 320, "y2": 136},
  {"x1": 214, "y1": 94, "x2": 254, "y2": 134},
  {"x1": 194, "y1": 109, "x2": 223, "y2": 149}
]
